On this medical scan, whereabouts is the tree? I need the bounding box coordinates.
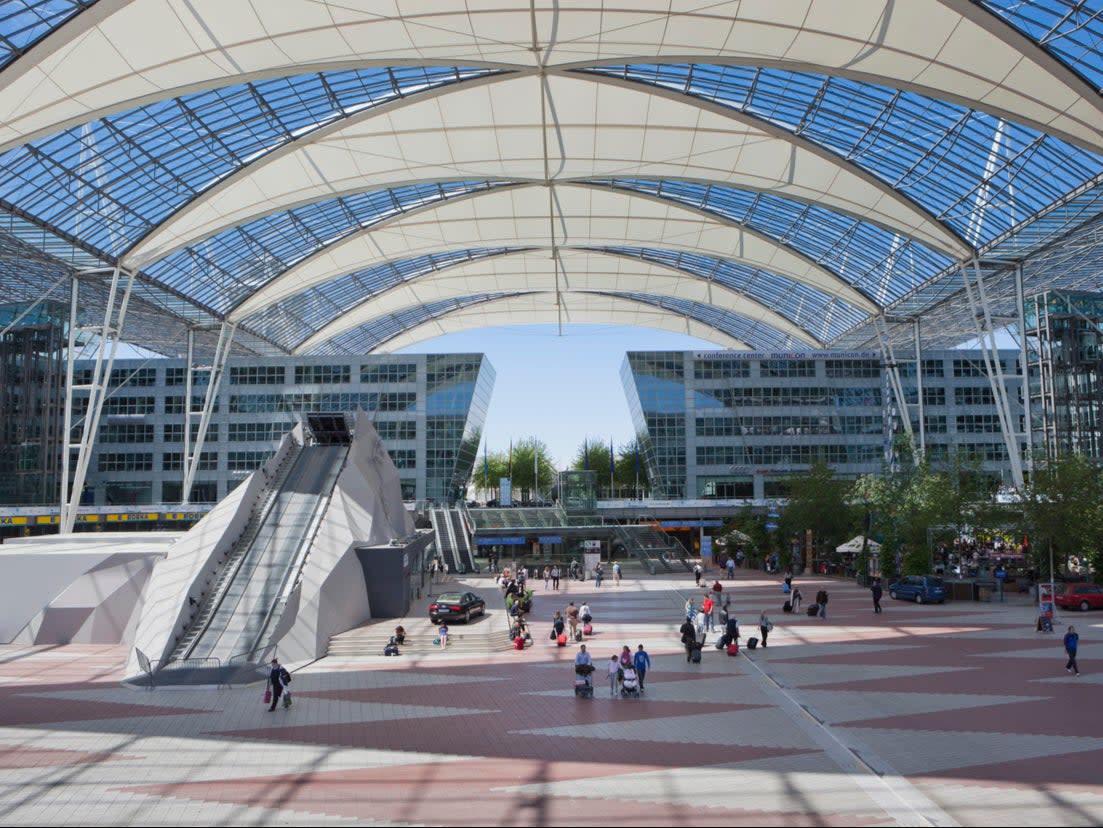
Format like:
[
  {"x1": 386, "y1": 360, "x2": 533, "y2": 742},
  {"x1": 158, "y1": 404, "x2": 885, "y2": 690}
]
[
  {"x1": 506, "y1": 437, "x2": 557, "y2": 502},
  {"x1": 572, "y1": 437, "x2": 649, "y2": 495},
  {"x1": 1021, "y1": 454, "x2": 1103, "y2": 578},
  {"x1": 470, "y1": 450, "x2": 510, "y2": 499},
  {"x1": 779, "y1": 460, "x2": 859, "y2": 573}
]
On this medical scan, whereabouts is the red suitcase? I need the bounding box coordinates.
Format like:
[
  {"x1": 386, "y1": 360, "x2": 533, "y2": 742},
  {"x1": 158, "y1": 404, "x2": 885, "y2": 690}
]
[
  {"x1": 556, "y1": 633, "x2": 568, "y2": 647},
  {"x1": 583, "y1": 622, "x2": 593, "y2": 636},
  {"x1": 726, "y1": 642, "x2": 739, "y2": 656}
]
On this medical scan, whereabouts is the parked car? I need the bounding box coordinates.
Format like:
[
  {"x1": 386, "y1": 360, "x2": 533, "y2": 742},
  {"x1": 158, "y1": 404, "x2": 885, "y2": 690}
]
[
  {"x1": 888, "y1": 575, "x2": 946, "y2": 604},
  {"x1": 1055, "y1": 583, "x2": 1103, "y2": 612},
  {"x1": 428, "y1": 591, "x2": 486, "y2": 624}
]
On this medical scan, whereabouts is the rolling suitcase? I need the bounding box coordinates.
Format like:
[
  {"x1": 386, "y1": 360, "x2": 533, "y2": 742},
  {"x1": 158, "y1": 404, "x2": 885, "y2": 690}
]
[
  {"x1": 726, "y1": 642, "x2": 738, "y2": 656},
  {"x1": 782, "y1": 600, "x2": 792, "y2": 613},
  {"x1": 807, "y1": 603, "x2": 819, "y2": 617},
  {"x1": 747, "y1": 636, "x2": 758, "y2": 650},
  {"x1": 557, "y1": 633, "x2": 568, "y2": 646},
  {"x1": 575, "y1": 630, "x2": 583, "y2": 642},
  {"x1": 690, "y1": 646, "x2": 702, "y2": 664},
  {"x1": 583, "y1": 622, "x2": 593, "y2": 636}
]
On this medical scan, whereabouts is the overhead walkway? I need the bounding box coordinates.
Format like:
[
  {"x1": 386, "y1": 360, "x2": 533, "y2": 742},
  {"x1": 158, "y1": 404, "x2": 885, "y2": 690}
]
[{"x1": 169, "y1": 443, "x2": 349, "y2": 672}]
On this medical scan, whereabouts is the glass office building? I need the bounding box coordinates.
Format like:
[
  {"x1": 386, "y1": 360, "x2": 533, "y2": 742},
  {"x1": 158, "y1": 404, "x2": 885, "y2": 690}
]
[
  {"x1": 74, "y1": 353, "x2": 494, "y2": 506},
  {"x1": 622, "y1": 350, "x2": 1023, "y2": 499}
]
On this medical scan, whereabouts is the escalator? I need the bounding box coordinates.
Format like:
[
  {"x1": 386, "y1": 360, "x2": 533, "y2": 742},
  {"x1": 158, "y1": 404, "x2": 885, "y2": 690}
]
[{"x1": 180, "y1": 443, "x2": 348, "y2": 664}]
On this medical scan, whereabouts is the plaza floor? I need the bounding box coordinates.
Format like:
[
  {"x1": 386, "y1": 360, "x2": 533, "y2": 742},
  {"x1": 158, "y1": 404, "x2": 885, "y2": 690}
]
[{"x1": 0, "y1": 568, "x2": 1099, "y2": 826}]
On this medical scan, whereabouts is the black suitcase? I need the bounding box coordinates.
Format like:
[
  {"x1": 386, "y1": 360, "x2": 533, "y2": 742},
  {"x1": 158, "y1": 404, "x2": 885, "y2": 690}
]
[
  {"x1": 807, "y1": 603, "x2": 819, "y2": 617},
  {"x1": 747, "y1": 637, "x2": 758, "y2": 650},
  {"x1": 690, "y1": 646, "x2": 702, "y2": 663},
  {"x1": 575, "y1": 630, "x2": 583, "y2": 642},
  {"x1": 782, "y1": 600, "x2": 792, "y2": 613}
]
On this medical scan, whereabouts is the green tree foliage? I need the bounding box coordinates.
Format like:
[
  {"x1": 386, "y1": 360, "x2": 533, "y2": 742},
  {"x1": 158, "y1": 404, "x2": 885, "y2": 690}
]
[
  {"x1": 854, "y1": 458, "x2": 959, "y2": 579},
  {"x1": 572, "y1": 437, "x2": 649, "y2": 492},
  {"x1": 505, "y1": 437, "x2": 557, "y2": 501},
  {"x1": 779, "y1": 460, "x2": 860, "y2": 570},
  {"x1": 1021, "y1": 454, "x2": 1103, "y2": 577}
]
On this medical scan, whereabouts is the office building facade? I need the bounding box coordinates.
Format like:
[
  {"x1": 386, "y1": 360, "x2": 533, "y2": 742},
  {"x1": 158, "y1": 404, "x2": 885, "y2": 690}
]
[
  {"x1": 622, "y1": 350, "x2": 1023, "y2": 499},
  {"x1": 74, "y1": 353, "x2": 494, "y2": 506}
]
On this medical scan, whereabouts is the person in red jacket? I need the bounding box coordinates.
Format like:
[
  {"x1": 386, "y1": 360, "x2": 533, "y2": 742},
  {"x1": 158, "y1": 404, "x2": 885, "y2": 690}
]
[{"x1": 701, "y1": 593, "x2": 716, "y2": 632}]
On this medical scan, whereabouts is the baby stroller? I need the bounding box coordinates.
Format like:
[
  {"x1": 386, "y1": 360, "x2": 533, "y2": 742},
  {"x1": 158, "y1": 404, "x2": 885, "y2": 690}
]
[
  {"x1": 574, "y1": 663, "x2": 595, "y2": 698},
  {"x1": 620, "y1": 666, "x2": 640, "y2": 698}
]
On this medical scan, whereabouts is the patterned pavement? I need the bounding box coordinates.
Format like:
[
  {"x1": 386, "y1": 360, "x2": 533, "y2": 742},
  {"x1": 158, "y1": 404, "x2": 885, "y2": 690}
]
[{"x1": 0, "y1": 569, "x2": 1099, "y2": 826}]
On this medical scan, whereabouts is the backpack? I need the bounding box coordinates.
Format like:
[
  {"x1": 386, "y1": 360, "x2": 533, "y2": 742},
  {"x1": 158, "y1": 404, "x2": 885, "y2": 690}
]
[{"x1": 279, "y1": 667, "x2": 292, "y2": 685}]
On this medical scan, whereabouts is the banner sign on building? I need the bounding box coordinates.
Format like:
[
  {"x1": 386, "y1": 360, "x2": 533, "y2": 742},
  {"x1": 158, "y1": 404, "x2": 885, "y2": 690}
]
[
  {"x1": 693, "y1": 350, "x2": 878, "y2": 360},
  {"x1": 499, "y1": 477, "x2": 512, "y2": 507}
]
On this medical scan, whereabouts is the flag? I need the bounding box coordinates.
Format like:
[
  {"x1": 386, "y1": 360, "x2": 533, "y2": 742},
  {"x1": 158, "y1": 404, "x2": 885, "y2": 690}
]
[
  {"x1": 609, "y1": 436, "x2": 615, "y2": 486},
  {"x1": 584, "y1": 438, "x2": 589, "y2": 471},
  {"x1": 508, "y1": 439, "x2": 512, "y2": 477}
]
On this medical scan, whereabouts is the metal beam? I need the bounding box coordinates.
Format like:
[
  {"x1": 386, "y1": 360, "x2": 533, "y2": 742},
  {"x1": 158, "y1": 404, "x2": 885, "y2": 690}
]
[{"x1": 180, "y1": 322, "x2": 235, "y2": 506}]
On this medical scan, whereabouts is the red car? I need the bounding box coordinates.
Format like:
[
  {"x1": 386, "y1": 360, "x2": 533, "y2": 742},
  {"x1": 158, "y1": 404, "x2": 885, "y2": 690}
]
[{"x1": 1055, "y1": 583, "x2": 1103, "y2": 612}]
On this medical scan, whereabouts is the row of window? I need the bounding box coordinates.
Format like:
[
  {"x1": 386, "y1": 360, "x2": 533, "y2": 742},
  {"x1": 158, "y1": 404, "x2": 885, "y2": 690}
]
[
  {"x1": 97, "y1": 449, "x2": 422, "y2": 473},
  {"x1": 697, "y1": 387, "x2": 883, "y2": 408},
  {"x1": 695, "y1": 444, "x2": 884, "y2": 466},
  {"x1": 228, "y1": 392, "x2": 417, "y2": 413},
  {"x1": 695, "y1": 415, "x2": 883, "y2": 437}
]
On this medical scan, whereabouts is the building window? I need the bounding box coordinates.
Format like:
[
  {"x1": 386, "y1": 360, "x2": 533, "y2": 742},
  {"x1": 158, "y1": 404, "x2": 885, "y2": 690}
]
[
  {"x1": 229, "y1": 366, "x2": 285, "y2": 385},
  {"x1": 294, "y1": 364, "x2": 351, "y2": 384},
  {"x1": 360, "y1": 363, "x2": 417, "y2": 384},
  {"x1": 97, "y1": 452, "x2": 153, "y2": 472}
]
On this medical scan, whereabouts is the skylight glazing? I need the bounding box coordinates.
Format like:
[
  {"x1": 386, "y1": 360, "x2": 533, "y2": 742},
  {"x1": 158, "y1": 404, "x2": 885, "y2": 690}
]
[
  {"x1": 0, "y1": 0, "x2": 95, "y2": 70},
  {"x1": 582, "y1": 64, "x2": 1103, "y2": 247},
  {"x1": 141, "y1": 181, "x2": 510, "y2": 314},
  {"x1": 245, "y1": 248, "x2": 523, "y2": 349},
  {"x1": 599, "y1": 247, "x2": 868, "y2": 343},
  {"x1": 617, "y1": 294, "x2": 804, "y2": 352},
  {"x1": 316, "y1": 294, "x2": 517, "y2": 355},
  {"x1": 980, "y1": 0, "x2": 1103, "y2": 91},
  {"x1": 0, "y1": 66, "x2": 498, "y2": 257},
  {"x1": 593, "y1": 179, "x2": 953, "y2": 307}
]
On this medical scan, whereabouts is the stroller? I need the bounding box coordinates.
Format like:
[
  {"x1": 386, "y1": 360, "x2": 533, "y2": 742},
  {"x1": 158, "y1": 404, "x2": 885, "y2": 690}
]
[
  {"x1": 574, "y1": 663, "x2": 595, "y2": 698},
  {"x1": 620, "y1": 665, "x2": 640, "y2": 698}
]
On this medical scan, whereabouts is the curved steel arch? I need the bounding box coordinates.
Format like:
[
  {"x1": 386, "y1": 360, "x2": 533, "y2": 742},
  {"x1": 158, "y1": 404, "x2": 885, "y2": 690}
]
[
  {"x1": 358, "y1": 292, "x2": 750, "y2": 354},
  {"x1": 291, "y1": 247, "x2": 824, "y2": 353},
  {"x1": 126, "y1": 72, "x2": 966, "y2": 270},
  {"x1": 2, "y1": 1, "x2": 1100, "y2": 155},
  {"x1": 228, "y1": 181, "x2": 879, "y2": 320}
]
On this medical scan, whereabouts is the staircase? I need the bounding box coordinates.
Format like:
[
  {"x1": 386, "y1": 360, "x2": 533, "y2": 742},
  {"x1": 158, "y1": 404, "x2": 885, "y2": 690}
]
[
  {"x1": 429, "y1": 508, "x2": 463, "y2": 573},
  {"x1": 451, "y1": 509, "x2": 477, "y2": 573}
]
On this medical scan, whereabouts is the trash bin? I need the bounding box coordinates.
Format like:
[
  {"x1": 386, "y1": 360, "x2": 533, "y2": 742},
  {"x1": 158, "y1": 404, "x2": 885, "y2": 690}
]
[{"x1": 976, "y1": 581, "x2": 996, "y2": 602}]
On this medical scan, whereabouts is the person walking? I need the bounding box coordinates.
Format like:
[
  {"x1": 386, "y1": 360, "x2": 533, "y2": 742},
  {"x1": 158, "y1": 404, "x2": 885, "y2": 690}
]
[
  {"x1": 634, "y1": 644, "x2": 651, "y2": 692},
  {"x1": 791, "y1": 586, "x2": 803, "y2": 612},
  {"x1": 543, "y1": 566, "x2": 551, "y2": 590},
  {"x1": 438, "y1": 622, "x2": 449, "y2": 648},
  {"x1": 1064, "y1": 625, "x2": 1081, "y2": 676},
  {"x1": 552, "y1": 610, "x2": 565, "y2": 641},
  {"x1": 613, "y1": 561, "x2": 622, "y2": 586},
  {"x1": 266, "y1": 658, "x2": 290, "y2": 712},
  {"x1": 693, "y1": 562, "x2": 703, "y2": 586},
  {"x1": 758, "y1": 610, "x2": 772, "y2": 647},
  {"x1": 726, "y1": 556, "x2": 736, "y2": 580},
  {"x1": 619, "y1": 645, "x2": 633, "y2": 670},
  {"x1": 679, "y1": 616, "x2": 697, "y2": 662},
  {"x1": 871, "y1": 578, "x2": 883, "y2": 614},
  {"x1": 566, "y1": 601, "x2": 580, "y2": 640},
  {"x1": 607, "y1": 655, "x2": 621, "y2": 696},
  {"x1": 551, "y1": 565, "x2": 560, "y2": 590},
  {"x1": 594, "y1": 562, "x2": 604, "y2": 587},
  {"x1": 701, "y1": 593, "x2": 715, "y2": 632},
  {"x1": 816, "y1": 588, "x2": 829, "y2": 620}
]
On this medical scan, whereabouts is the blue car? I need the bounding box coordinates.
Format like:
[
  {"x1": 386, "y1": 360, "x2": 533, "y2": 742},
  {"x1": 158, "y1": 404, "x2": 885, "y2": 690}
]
[{"x1": 888, "y1": 575, "x2": 946, "y2": 604}]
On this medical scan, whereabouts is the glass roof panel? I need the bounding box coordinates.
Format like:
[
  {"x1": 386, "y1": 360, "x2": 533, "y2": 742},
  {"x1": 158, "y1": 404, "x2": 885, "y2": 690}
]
[
  {"x1": 0, "y1": 0, "x2": 95, "y2": 70},
  {"x1": 616, "y1": 293, "x2": 805, "y2": 352},
  {"x1": 979, "y1": 0, "x2": 1103, "y2": 91},
  {"x1": 581, "y1": 64, "x2": 1103, "y2": 248},
  {"x1": 315, "y1": 294, "x2": 515, "y2": 355},
  {"x1": 596, "y1": 246, "x2": 868, "y2": 344},
  {"x1": 141, "y1": 181, "x2": 510, "y2": 314},
  {"x1": 0, "y1": 66, "x2": 499, "y2": 258},
  {"x1": 246, "y1": 247, "x2": 524, "y2": 348},
  {"x1": 593, "y1": 178, "x2": 953, "y2": 307}
]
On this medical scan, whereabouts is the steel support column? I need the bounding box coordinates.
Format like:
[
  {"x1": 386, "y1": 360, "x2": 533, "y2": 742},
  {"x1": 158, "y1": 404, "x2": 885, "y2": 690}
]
[
  {"x1": 876, "y1": 316, "x2": 918, "y2": 466},
  {"x1": 180, "y1": 322, "x2": 235, "y2": 506},
  {"x1": 60, "y1": 266, "x2": 136, "y2": 533},
  {"x1": 960, "y1": 260, "x2": 1024, "y2": 489}
]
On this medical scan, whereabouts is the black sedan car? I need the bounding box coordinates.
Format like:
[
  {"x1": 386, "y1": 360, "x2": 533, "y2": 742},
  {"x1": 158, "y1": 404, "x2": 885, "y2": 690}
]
[{"x1": 429, "y1": 591, "x2": 486, "y2": 624}]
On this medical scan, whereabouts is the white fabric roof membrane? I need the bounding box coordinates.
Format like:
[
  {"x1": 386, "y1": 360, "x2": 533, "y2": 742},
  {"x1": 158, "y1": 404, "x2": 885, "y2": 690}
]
[
  {"x1": 123, "y1": 72, "x2": 965, "y2": 268},
  {"x1": 361, "y1": 291, "x2": 750, "y2": 353},
  {"x1": 293, "y1": 248, "x2": 821, "y2": 353},
  {"x1": 229, "y1": 183, "x2": 877, "y2": 320},
  {"x1": 3, "y1": 0, "x2": 1101, "y2": 156}
]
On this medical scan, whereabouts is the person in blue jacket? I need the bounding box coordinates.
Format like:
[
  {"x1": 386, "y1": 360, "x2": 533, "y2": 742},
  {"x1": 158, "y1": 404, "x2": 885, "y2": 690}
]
[
  {"x1": 1064, "y1": 625, "x2": 1080, "y2": 676},
  {"x1": 634, "y1": 644, "x2": 651, "y2": 692}
]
